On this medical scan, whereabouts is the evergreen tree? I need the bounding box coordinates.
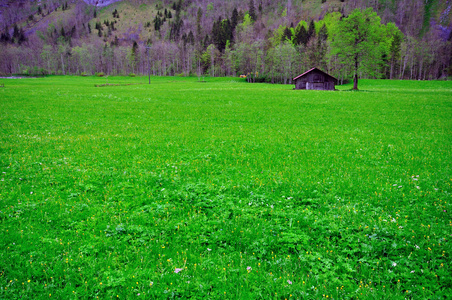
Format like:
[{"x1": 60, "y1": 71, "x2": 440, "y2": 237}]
[
  {"x1": 17, "y1": 27, "x2": 26, "y2": 45},
  {"x1": 318, "y1": 24, "x2": 328, "y2": 41},
  {"x1": 281, "y1": 27, "x2": 292, "y2": 43},
  {"x1": 389, "y1": 30, "x2": 402, "y2": 79},
  {"x1": 294, "y1": 24, "x2": 308, "y2": 45},
  {"x1": 249, "y1": 0, "x2": 256, "y2": 21},
  {"x1": 196, "y1": 8, "x2": 203, "y2": 37},
  {"x1": 187, "y1": 30, "x2": 195, "y2": 45},
  {"x1": 202, "y1": 34, "x2": 210, "y2": 49},
  {"x1": 212, "y1": 18, "x2": 233, "y2": 52},
  {"x1": 0, "y1": 28, "x2": 10, "y2": 44},
  {"x1": 154, "y1": 15, "x2": 162, "y2": 31},
  {"x1": 12, "y1": 24, "x2": 20, "y2": 41},
  {"x1": 307, "y1": 20, "x2": 315, "y2": 42},
  {"x1": 170, "y1": 9, "x2": 183, "y2": 41},
  {"x1": 175, "y1": 0, "x2": 182, "y2": 12},
  {"x1": 130, "y1": 41, "x2": 139, "y2": 72},
  {"x1": 231, "y1": 8, "x2": 239, "y2": 30}
]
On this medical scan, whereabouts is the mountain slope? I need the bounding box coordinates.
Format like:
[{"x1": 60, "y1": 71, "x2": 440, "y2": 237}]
[{"x1": 0, "y1": 0, "x2": 450, "y2": 78}]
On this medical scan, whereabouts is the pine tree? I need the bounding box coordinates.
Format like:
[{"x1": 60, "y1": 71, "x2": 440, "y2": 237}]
[
  {"x1": 318, "y1": 24, "x2": 328, "y2": 41},
  {"x1": 389, "y1": 31, "x2": 402, "y2": 79},
  {"x1": 188, "y1": 31, "x2": 195, "y2": 45},
  {"x1": 249, "y1": 0, "x2": 257, "y2": 21},
  {"x1": 196, "y1": 8, "x2": 203, "y2": 37},
  {"x1": 212, "y1": 18, "x2": 233, "y2": 52},
  {"x1": 231, "y1": 8, "x2": 239, "y2": 30},
  {"x1": 130, "y1": 41, "x2": 139, "y2": 72},
  {"x1": 176, "y1": 0, "x2": 182, "y2": 12},
  {"x1": 170, "y1": 9, "x2": 183, "y2": 41},
  {"x1": 281, "y1": 27, "x2": 292, "y2": 43},
  {"x1": 1, "y1": 27, "x2": 10, "y2": 44},
  {"x1": 13, "y1": 24, "x2": 20, "y2": 40},
  {"x1": 307, "y1": 20, "x2": 315, "y2": 42},
  {"x1": 18, "y1": 27, "x2": 26, "y2": 45},
  {"x1": 154, "y1": 16, "x2": 161, "y2": 31},
  {"x1": 294, "y1": 24, "x2": 308, "y2": 45},
  {"x1": 203, "y1": 34, "x2": 210, "y2": 49}
]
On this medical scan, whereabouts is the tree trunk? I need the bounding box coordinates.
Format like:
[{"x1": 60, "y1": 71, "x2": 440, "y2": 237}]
[
  {"x1": 60, "y1": 53, "x2": 65, "y2": 75},
  {"x1": 353, "y1": 73, "x2": 358, "y2": 90},
  {"x1": 389, "y1": 59, "x2": 394, "y2": 79},
  {"x1": 353, "y1": 54, "x2": 359, "y2": 90}
]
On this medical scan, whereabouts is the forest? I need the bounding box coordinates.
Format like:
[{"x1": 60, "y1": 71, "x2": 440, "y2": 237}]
[{"x1": 0, "y1": 0, "x2": 451, "y2": 83}]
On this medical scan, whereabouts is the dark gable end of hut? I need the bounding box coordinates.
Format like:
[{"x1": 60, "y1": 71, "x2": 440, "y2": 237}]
[{"x1": 293, "y1": 68, "x2": 337, "y2": 91}]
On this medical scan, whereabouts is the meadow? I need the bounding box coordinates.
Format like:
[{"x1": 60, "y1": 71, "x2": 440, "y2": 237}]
[{"x1": 0, "y1": 76, "x2": 451, "y2": 299}]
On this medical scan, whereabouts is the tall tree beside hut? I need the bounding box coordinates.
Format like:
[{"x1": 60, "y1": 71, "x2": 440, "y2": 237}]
[{"x1": 331, "y1": 8, "x2": 383, "y2": 90}]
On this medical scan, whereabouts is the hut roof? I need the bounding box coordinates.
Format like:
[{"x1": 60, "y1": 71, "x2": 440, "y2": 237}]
[{"x1": 293, "y1": 67, "x2": 337, "y2": 81}]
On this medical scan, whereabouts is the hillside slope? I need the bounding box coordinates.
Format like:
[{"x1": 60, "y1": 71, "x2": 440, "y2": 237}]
[
  {"x1": 0, "y1": 0, "x2": 450, "y2": 79},
  {"x1": 1, "y1": 0, "x2": 450, "y2": 42}
]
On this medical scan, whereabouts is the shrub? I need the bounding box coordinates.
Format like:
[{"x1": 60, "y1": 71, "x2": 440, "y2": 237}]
[
  {"x1": 129, "y1": 73, "x2": 136, "y2": 77},
  {"x1": 80, "y1": 72, "x2": 88, "y2": 77},
  {"x1": 39, "y1": 68, "x2": 48, "y2": 76},
  {"x1": 96, "y1": 72, "x2": 105, "y2": 77}
]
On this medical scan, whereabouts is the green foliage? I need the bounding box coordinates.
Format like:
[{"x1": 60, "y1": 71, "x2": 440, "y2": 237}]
[
  {"x1": 421, "y1": 0, "x2": 438, "y2": 36},
  {"x1": 206, "y1": 2, "x2": 214, "y2": 14},
  {"x1": 212, "y1": 18, "x2": 233, "y2": 52},
  {"x1": 293, "y1": 21, "x2": 308, "y2": 45},
  {"x1": 129, "y1": 73, "x2": 136, "y2": 77},
  {"x1": 330, "y1": 8, "x2": 384, "y2": 89},
  {"x1": 270, "y1": 25, "x2": 289, "y2": 46}
]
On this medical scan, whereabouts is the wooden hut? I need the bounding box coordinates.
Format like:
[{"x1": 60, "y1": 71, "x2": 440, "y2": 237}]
[{"x1": 293, "y1": 68, "x2": 337, "y2": 90}]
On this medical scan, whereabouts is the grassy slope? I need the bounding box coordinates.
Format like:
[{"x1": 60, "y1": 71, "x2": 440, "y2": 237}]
[
  {"x1": 88, "y1": 1, "x2": 162, "y2": 43},
  {"x1": 0, "y1": 77, "x2": 451, "y2": 298},
  {"x1": 21, "y1": 2, "x2": 78, "y2": 36}
]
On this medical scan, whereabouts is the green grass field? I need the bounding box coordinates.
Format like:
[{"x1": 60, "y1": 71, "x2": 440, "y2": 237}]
[{"x1": 0, "y1": 76, "x2": 451, "y2": 299}]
